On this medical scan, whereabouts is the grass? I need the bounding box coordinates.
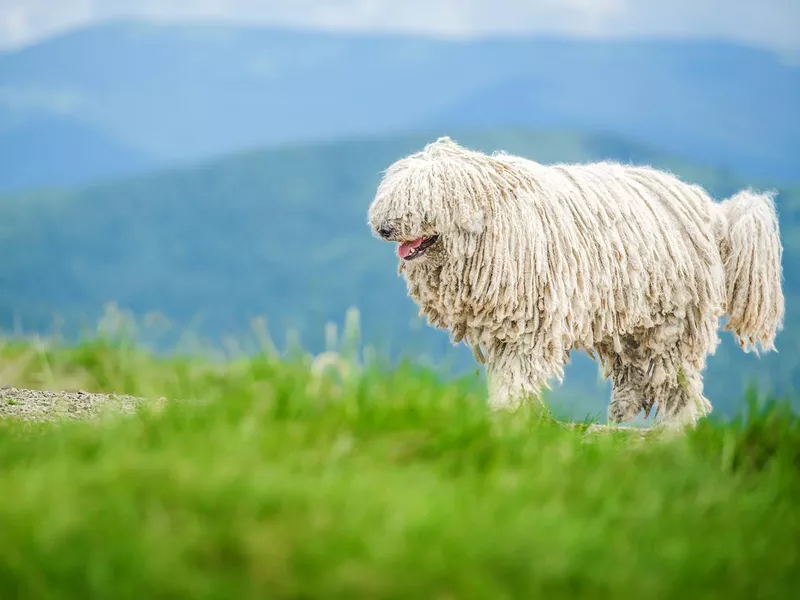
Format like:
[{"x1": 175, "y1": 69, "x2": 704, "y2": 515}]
[{"x1": 0, "y1": 333, "x2": 799, "y2": 599}]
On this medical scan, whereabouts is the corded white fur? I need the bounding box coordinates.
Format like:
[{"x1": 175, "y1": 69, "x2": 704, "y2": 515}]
[{"x1": 367, "y1": 137, "x2": 784, "y2": 427}]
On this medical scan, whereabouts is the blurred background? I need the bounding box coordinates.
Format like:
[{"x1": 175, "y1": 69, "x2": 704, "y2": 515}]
[{"x1": 0, "y1": 0, "x2": 798, "y2": 418}]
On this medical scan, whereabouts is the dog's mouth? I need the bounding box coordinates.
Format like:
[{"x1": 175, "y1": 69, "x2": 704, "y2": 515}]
[{"x1": 397, "y1": 235, "x2": 439, "y2": 260}]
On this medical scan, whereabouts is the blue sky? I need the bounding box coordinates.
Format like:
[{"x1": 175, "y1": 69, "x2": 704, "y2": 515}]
[{"x1": 1, "y1": 0, "x2": 798, "y2": 57}]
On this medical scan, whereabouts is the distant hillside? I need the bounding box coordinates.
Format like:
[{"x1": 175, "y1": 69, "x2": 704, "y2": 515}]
[
  {"x1": 0, "y1": 20, "x2": 797, "y2": 191},
  {"x1": 0, "y1": 128, "x2": 797, "y2": 417},
  {"x1": 0, "y1": 115, "x2": 155, "y2": 190},
  {"x1": 423, "y1": 45, "x2": 800, "y2": 181}
]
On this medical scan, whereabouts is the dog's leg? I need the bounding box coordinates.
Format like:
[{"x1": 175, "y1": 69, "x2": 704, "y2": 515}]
[
  {"x1": 639, "y1": 322, "x2": 714, "y2": 430},
  {"x1": 487, "y1": 369, "x2": 543, "y2": 410},
  {"x1": 607, "y1": 362, "x2": 648, "y2": 424},
  {"x1": 647, "y1": 362, "x2": 712, "y2": 429},
  {"x1": 484, "y1": 343, "x2": 564, "y2": 412},
  {"x1": 596, "y1": 338, "x2": 649, "y2": 424}
]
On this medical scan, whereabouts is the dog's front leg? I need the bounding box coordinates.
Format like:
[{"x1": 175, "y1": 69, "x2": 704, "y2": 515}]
[{"x1": 484, "y1": 343, "x2": 560, "y2": 412}]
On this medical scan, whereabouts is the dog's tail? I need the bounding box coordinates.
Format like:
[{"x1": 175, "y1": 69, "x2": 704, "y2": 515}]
[{"x1": 718, "y1": 189, "x2": 784, "y2": 353}]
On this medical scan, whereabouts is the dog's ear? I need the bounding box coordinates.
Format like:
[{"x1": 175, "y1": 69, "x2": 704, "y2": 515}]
[
  {"x1": 421, "y1": 138, "x2": 494, "y2": 236},
  {"x1": 447, "y1": 202, "x2": 485, "y2": 235},
  {"x1": 445, "y1": 155, "x2": 539, "y2": 312}
]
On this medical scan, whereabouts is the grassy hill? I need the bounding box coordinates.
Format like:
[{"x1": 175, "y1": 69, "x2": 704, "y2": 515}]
[
  {"x1": 1, "y1": 20, "x2": 797, "y2": 189},
  {"x1": 0, "y1": 128, "x2": 798, "y2": 418},
  {"x1": 0, "y1": 337, "x2": 798, "y2": 598}
]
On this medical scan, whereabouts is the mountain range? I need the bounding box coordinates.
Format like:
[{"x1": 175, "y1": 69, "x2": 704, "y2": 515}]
[{"x1": 1, "y1": 20, "x2": 798, "y2": 192}]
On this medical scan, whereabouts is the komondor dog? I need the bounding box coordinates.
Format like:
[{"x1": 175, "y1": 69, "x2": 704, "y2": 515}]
[{"x1": 367, "y1": 137, "x2": 784, "y2": 428}]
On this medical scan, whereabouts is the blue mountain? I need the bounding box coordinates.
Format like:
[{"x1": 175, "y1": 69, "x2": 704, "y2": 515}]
[
  {"x1": 0, "y1": 21, "x2": 797, "y2": 191},
  {"x1": 0, "y1": 115, "x2": 155, "y2": 190},
  {"x1": 423, "y1": 41, "x2": 800, "y2": 182}
]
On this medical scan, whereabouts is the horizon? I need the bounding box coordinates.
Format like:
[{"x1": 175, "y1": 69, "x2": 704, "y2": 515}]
[
  {"x1": 2, "y1": 16, "x2": 794, "y2": 52},
  {"x1": 0, "y1": 17, "x2": 795, "y2": 71},
  {"x1": 2, "y1": 0, "x2": 798, "y2": 59}
]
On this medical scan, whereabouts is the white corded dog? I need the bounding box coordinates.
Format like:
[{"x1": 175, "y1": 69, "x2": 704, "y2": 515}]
[{"x1": 368, "y1": 137, "x2": 784, "y2": 428}]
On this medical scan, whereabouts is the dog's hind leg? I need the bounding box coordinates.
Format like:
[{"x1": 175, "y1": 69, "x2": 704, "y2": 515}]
[
  {"x1": 602, "y1": 316, "x2": 715, "y2": 429},
  {"x1": 597, "y1": 338, "x2": 650, "y2": 424},
  {"x1": 646, "y1": 358, "x2": 712, "y2": 429},
  {"x1": 607, "y1": 362, "x2": 649, "y2": 424}
]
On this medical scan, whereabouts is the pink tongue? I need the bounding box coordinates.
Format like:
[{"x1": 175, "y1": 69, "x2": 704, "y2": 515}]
[{"x1": 398, "y1": 237, "x2": 424, "y2": 258}]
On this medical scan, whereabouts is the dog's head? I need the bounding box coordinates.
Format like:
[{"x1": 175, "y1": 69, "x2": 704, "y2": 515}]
[
  {"x1": 369, "y1": 137, "x2": 543, "y2": 320},
  {"x1": 367, "y1": 137, "x2": 496, "y2": 266}
]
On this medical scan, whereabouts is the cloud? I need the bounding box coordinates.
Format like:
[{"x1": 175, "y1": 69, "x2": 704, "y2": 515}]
[
  {"x1": 0, "y1": 0, "x2": 798, "y2": 57},
  {"x1": 0, "y1": 0, "x2": 95, "y2": 49}
]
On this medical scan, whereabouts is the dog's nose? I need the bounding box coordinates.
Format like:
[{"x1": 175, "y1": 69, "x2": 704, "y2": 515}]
[{"x1": 377, "y1": 225, "x2": 394, "y2": 239}]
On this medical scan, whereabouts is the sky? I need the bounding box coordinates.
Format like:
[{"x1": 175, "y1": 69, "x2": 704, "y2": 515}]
[{"x1": 1, "y1": 0, "x2": 798, "y2": 57}]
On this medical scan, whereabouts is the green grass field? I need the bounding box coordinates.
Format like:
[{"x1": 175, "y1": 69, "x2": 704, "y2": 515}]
[{"x1": 0, "y1": 333, "x2": 799, "y2": 599}]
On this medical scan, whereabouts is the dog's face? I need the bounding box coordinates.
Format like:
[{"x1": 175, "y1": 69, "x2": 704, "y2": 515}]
[
  {"x1": 367, "y1": 137, "x2": 487, "y2": 268},
  {"x1": 370, "y1": 218, "x2": 443, "y2": 264},
  {"x1": 369, "y1": 137, "x2": 541, "y2": 322}
]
